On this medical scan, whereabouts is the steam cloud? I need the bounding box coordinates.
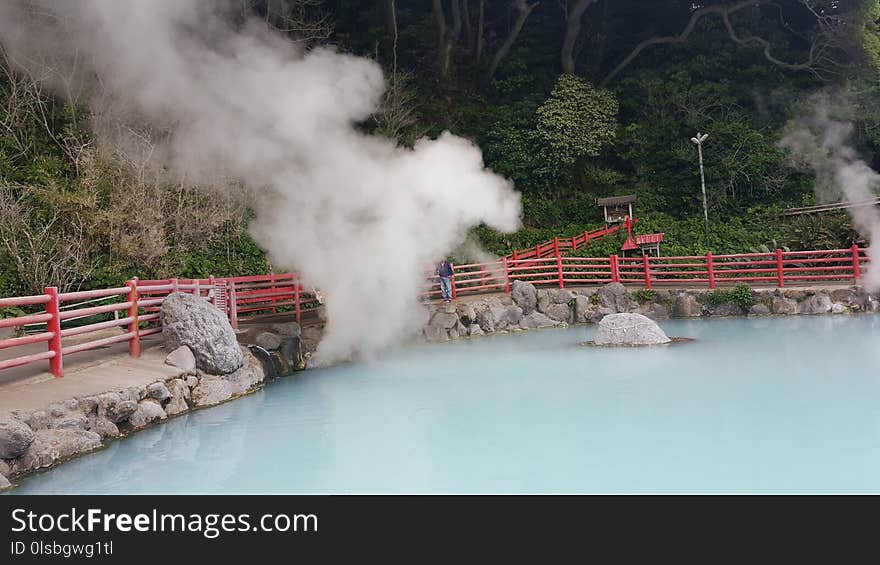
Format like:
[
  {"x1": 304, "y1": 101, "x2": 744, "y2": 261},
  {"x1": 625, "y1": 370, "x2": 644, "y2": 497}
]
[
  {"x1": 0, "y1": 0, "x2": 522, "y2": 362},
  {"x1": 780, "y1": 93, "x2": 880, "y2": 292}
]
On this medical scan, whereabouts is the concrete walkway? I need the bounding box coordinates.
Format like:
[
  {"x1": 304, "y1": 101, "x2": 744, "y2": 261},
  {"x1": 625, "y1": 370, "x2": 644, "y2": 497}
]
[
  {"x1": 0, "y1": 335, "x2": 184, "y2": 415},
  {"x1": 0, "y1": 310, "x2": 321, "y2": 416}
]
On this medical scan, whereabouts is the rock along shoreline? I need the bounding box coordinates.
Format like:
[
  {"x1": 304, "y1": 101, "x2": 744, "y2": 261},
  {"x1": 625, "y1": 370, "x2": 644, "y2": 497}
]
[{"x1": 421, "y1": 280, "x2": 879, "y2": 342}]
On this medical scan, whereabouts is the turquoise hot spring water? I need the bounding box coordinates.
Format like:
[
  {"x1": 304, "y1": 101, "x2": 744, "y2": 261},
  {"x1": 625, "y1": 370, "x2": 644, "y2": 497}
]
[{"x1": 9, "y1": 315, "x2": 880, "y2": 494}]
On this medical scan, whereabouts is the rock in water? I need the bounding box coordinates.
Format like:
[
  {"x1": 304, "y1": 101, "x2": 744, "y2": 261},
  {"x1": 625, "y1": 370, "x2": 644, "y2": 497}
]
[
  {"x1": 594, "y1": 313, "x2": 671, "y2": 346},
  {"x1": 160, "y1": 292, "x2": 244, "y2": 375}
]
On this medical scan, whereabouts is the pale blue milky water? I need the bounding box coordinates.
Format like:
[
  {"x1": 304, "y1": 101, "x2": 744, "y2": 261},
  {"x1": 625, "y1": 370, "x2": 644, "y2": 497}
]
[{"x1": 10, "y1": 315, "x2": 880, "y2": 494}]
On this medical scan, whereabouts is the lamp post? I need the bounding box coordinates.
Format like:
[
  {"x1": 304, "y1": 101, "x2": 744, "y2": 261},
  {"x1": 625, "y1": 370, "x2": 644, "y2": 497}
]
[{"x1": 690, "y1": 132, "x2": 710, "y2": 246}]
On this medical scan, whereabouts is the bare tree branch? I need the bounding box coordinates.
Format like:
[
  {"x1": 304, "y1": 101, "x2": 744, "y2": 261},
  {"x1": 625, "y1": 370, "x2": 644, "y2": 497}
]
[{"x1": 601, "y1": 0, "x2": 839, "y2": 87}]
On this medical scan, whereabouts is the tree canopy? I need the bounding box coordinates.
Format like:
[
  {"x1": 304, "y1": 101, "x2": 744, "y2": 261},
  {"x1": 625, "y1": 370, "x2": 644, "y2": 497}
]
[{"x1": 1, "y1": 0, "x2": 879, "y2": 294}]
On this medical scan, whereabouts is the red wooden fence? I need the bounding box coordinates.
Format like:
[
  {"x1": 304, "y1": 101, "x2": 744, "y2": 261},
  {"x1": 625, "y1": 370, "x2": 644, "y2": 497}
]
[
  {"x1": 424, "y1": 245, "x2": 869, "y2": 299},
  {"x1": 0, "y1": 246, "x2": 869, "y2": 378},
  {"x1": 0, "y1": 274, "x2": 316, "y2": 378},
  {"x1": 505, "y1": 223, "x2": 623, "y2": 262}
]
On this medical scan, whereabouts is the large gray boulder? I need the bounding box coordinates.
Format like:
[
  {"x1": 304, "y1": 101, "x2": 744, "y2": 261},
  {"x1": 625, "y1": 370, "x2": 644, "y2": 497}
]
[
  {"x1": 489, "y1": 306, "x2": 510, "y2": 329},
  {"x1": 278, "y1": 337, "x2": 305, "y2": 372},
  {"x1": 146, "y1": 382, "x2": 171, "y2": 402},
  {"x1": 430, "y1": 311, "x2": 459, "y2": 329},
  {"x1": 423, "y1": 326, "x2": 447, "y2": 342},
  {"x1": 519, "y1": 311, "x2": 558, "y2": 329},
  {"x1": 673, "y1": 294, "x2": 701, "y2": 317},
  {"x1": 191, "y1": 376, "x2": 235, "y2": 407},
  {"x1": 851, "y1": 287, "x2": 870, "y2": 311},
  {"x1": 255, "y1": 332, "x2": 282, "y2": 350},
  {"x1": 270, "y1": 322, "x2": 301, "y2": 337},
  {"x1": 597, "y1": 283, "x2": 630, "y2": 313},
  {"x1": 748, "y1": 303, "x2": 770, "y2": 316},
  {"x1": 642, "y1": 302, "x2": 669, "y2": 320},
  {"x1": 165, "y1": 379, "x2": 191, "y2": 416},
  {"x1": 707, "y1": 303, "x2": 743, "y2": 317},
  {"x1": 511, "y1": 280, "x2": 537, "y2": 314},
  {"x1": 536, "y1": 289, "x2": 552, "y2": 313},
  {"x1": 506, "y1": 305, "x2": 523, "y2": 326},
  {"x1": 456, "y1": 302, "x2": 477, "y2": 325},
  {"x1": 771, "y1": 297, "x2": 797, "y2": 315},
  {"x1": 161, "y1": 292, "x2": 244, "y2": 375},
  {"x1": 98, "y1": 393, "x2": 138, "y2": 423},
  {"x1": 191, "y1": 350, "x2": 265, "y2": 407},
  {"x1": 127, "y1": 400, "x2": 167, "y2": 428},
  {"x1": 799, "y1": 293, "x2": 832, "y2": 314},
  {"x1": 87, "y1": 416, "x2": 120, "y2": 439},
  {"x1": 574, "y1": 295, "x2": 593, "y2": 323},
  {"x1": 473, "y1": 303, "x2": 495, "y2": 332},
  {"x1": 0, "y1": 416, "x2": 35, "y2": 459},
  {"x1": 830, "y1": 288, "x2": 854, "y2": 304},
  {"x1": 543, "y1": 302, "x2": 572, "y2": 322},
  {"x1": 164, "y1": 345, "x2": 196, "y2": 372},
  {"x1": 594, "y1": 313, "x2": 671, "y2": 346}
]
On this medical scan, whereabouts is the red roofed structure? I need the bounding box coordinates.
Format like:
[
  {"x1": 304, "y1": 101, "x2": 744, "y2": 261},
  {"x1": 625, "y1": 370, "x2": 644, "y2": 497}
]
[
  {"x1": 635, "y1": 233, "x2": 664, "y2": 245},
  {"x1": 636, "y1": 233, "x2": 664, "y2": 256}
]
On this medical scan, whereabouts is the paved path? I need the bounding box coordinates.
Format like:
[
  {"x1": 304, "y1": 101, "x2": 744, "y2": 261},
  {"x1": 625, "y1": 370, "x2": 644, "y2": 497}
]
[
  {"x1": 0, "y1": 335, "x2": 183, "y2": 415},
  {"x1": 0, "y1": 310, "x2": 324, "y2": 416}
]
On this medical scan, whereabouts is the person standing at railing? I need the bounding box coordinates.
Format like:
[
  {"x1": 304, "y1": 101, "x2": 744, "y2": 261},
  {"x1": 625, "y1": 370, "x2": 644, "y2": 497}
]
[{"x1": 436, "y1": 259, "x2": 454, "y2": 302}]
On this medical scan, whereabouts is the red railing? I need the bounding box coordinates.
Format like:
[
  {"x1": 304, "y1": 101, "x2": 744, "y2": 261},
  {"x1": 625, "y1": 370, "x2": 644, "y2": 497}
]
[
  {"x1": 0, "y1": 273, "x2": 320, "y2": 378},
  {"x1": 505, "y1": 224, "x2": 624, "y2": 262},
  {"x1": 0, "y1": 245, "x2": 870, "y2": 378},
  {"x1": 0, "y1": 278, "x2": 216, "y2": 378},
  {"x1": 423, "y1": 245, "x2": 869, "y2": 298}
]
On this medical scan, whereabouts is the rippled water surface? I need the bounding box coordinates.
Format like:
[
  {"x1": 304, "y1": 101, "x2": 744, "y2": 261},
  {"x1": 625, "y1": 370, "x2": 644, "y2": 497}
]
[{"x1": 11, "y1": 315, "x2": 880, "y2": 494}]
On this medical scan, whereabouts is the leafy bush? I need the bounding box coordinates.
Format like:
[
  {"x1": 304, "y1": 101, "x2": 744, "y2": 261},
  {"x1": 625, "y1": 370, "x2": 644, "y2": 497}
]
[
  {"x1": 705, "y1": 284, "x2": 755, "y2": 310},
  {"x1": 536, "y1": 74, "x2": 618, "y2": 165},
  {"x1": 0, "y1": 306, "x2": 26, "y2": 319},
  {"x1": 633, "y1": 289, "x2": 657, "y2": 303}
]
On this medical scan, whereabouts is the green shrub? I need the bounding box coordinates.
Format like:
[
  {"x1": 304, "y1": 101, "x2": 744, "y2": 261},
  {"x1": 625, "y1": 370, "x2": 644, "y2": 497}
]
[
  {"x1": 633, "y1": 289, "x2": 657, "y2": 303},
  {"x1": 705, "y1": 284, "x2": 755, "y2": 310}
]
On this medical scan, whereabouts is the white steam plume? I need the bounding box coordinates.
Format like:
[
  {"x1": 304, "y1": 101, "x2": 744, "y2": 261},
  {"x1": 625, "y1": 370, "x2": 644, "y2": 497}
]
[
  {"x1": 0, "y1": 0, "x2": 522, "y2": 363},
  {"x1": 780, "y1": 92, "x2": 880, "y2": 292}
]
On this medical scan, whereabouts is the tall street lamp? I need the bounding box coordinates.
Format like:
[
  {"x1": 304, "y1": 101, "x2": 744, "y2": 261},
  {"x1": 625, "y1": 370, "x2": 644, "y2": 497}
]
[{"x1": 690, "y1": 132, "x2": 710, "y2": 246}]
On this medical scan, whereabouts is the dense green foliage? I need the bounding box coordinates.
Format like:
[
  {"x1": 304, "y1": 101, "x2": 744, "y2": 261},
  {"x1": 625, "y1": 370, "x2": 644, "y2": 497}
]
[
  {"x1": 536, "y1": 75, "x2": 618, "y2": 166},
  {"x1": 1, "y1": 0, "x2": 879, "y2": 293},
  {"x1": 705, "y1": 284, "x2": 756, "y2": 310}
]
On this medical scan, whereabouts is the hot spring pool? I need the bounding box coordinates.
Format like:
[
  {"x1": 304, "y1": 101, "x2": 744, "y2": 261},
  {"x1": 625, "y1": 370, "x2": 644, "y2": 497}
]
[{"x1": 9, "y1": 315, "x2": 880, "y2": 494}]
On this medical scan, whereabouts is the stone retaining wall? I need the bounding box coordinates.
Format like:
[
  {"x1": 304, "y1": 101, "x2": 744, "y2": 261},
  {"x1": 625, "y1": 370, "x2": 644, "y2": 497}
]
[{"x1": 422, "y1": 280, "x2": 879, "y2": 341}]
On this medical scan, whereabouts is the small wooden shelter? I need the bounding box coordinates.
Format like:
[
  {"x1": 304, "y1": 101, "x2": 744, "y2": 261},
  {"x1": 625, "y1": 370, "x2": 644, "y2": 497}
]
[
  {"x1": 636, "y1": 233, "x2": 664, "y2": 256},
  {"x1": 596, "y1": 195, "x2": 636, "y2": 223}
]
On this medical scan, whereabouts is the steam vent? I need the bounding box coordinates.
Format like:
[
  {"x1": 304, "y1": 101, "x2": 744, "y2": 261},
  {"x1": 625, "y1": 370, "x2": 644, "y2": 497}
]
[{"x1": 593, "y1": 313, "x2": 671, "y2": 346}]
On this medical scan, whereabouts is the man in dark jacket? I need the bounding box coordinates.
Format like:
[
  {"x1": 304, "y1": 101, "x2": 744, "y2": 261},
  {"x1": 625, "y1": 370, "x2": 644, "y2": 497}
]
[{"x1": 436, "y1": 259, "x2": 454, "y2": 301}]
